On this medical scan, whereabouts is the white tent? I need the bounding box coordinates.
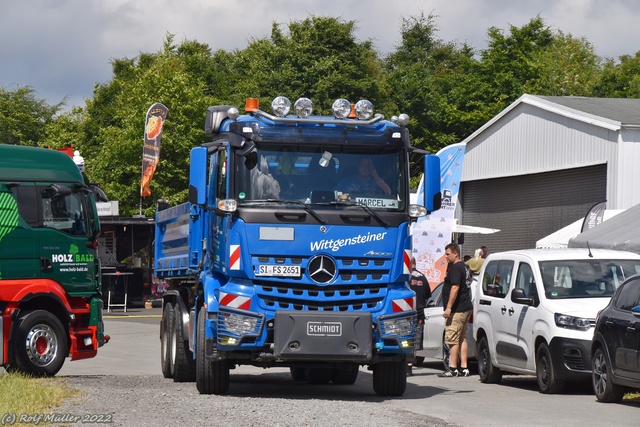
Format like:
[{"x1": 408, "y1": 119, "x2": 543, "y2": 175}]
[{"x1": 536, "y1": 210, "x2": 624, "y2": 249}]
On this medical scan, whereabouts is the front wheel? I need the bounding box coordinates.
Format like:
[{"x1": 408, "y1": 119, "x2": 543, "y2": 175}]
[
  {"x1": 592, "y1": 347, "x2": 624, "y2": 403},
  {"x1": 477, "y1": 336, "x2": 502, "y2": 383},
  {"x1": 536, "y1": 342, "x2": 565, "y2": 394},
  {"x1": 195, "y1": 307, "x2": 229, "y2": 395},
  {"x1": 372, "y1": 361, "x2": 406, "y2": 396},
  {"x1": 9, "y1": 310, "x2": 67, "y2": 376}
]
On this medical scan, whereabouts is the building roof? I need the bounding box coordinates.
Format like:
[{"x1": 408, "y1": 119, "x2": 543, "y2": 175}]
[
  {"x1": 536, "y1": 96, "x2": 640, "y2": 127},
  {"x1": 462, "y1": 94, "x2": 640, "y2": 144}
]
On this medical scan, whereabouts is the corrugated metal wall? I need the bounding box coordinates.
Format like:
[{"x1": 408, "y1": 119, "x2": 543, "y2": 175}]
[
  {"x1": 463, "y1": 103, "x2": 618, "y2": 182},
  {"x1": 460, "y1": 164, "x2": 607, "y2": 254}
]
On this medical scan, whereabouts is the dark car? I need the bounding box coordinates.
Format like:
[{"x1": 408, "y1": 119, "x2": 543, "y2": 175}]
[{"x1": 591, "y1": 274, "x2": 640, "y2": 402}]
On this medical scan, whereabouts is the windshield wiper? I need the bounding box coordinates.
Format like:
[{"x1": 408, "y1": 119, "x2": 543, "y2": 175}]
[
  {"x1": 245, "y1": 199, "x2": 327, "y2": 224},
  {"x1": 316, "y1": 200, "x2": 390, "y2": 227}
]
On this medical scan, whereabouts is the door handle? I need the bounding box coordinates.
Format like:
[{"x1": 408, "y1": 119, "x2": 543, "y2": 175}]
[
  {"x1": 40, "y1": 257, "x2": 53, "y2": 272},
  {"x1": 508, "y1": 307, "x2": 515, "y2": 315},
  {"x1": 501, "y1": 306, "x2": 507, "y2": 314}
]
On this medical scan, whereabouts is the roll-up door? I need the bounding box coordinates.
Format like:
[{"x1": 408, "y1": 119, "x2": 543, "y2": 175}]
[{"x1": 460, "y1": 164, "x2": 607, "y2": 254}]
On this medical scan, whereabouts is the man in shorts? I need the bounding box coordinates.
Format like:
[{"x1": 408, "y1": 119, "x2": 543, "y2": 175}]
[{"x1": 438, "y1": 242, "x2": 473, "y2": 377}]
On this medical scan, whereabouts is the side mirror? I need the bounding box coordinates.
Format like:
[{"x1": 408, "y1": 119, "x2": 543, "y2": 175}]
[{"x1": 511, "y1": 288, "x2": 534, "y2": 305}]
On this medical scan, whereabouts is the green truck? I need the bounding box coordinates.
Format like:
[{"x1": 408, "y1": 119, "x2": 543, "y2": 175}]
[{"x1": 0, "y1": 144, "x2": 107, "y2": 376}]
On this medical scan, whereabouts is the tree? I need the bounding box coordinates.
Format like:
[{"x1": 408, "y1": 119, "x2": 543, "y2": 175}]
[
  {"x1": 0, "y1": 86, "x2": 63, "y2": 146},
  {"x1": 593, "y1": 52, "x2": 640, "y2": 97}
]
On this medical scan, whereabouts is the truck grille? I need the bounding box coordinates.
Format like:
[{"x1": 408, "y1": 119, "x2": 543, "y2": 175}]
[{"x1": 253, "y1": 256, "x2": 390, "y2": 312}]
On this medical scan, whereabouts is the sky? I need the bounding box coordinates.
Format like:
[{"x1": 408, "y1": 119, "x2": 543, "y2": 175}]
[{"x1": 2, "y1": 0, "x2": 640, "y2": 110}]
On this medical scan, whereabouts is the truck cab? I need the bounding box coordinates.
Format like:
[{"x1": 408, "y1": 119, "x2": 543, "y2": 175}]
[{"x1": 156, "y1": 97, "x2": 441, "y2": 396}]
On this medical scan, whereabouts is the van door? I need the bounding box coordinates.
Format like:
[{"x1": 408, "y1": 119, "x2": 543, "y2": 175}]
[
  {"x1": 503, "y1": 261, "x2": 539, "y2": 370},
  {"x1": 477, "y1": 259, "x2": 514, "y2": 365}
]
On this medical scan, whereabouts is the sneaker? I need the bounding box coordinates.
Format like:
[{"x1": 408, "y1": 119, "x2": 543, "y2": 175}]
[
  {"x1": 437, "y1": 369, "x2": 459, "y2": 378},
  {"x1": 460, "y1": 368, "x2": 470, "y2": 377}
]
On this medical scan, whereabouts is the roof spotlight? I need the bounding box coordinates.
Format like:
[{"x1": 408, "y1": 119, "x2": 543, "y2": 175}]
[
  {"x1": 332, "y1": 98, "x2": 351, "y2": 119},
  {"x1": 354, "y1": 100, "x2": 374, "y2": 120},
  {"x1": 294, "y1": 98, "x2": 313, "y2": 118},
  {"x1": 271, "y1": 96, "x2": 291, "y2": 117}
]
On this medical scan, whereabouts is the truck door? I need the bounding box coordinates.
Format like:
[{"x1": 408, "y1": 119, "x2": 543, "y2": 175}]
[
  {"x1": 37, "y1": 183, "x2": 99, "y2": 294},
  {"x1": 504, "y1": 261, "x2": 539, "y2": 370},
  {"x1": 0, "y1": 183, "x2": 40, "y2": 279}
]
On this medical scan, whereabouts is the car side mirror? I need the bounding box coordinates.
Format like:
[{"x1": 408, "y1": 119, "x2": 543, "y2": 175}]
[{"x1": 511, "y1": 288, "x2": 534, "y2": 305}]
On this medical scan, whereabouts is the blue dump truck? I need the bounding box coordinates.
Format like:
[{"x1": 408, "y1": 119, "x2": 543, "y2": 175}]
[{"x1": 156, "y1": 97, "x2": 441, "y2": 396}]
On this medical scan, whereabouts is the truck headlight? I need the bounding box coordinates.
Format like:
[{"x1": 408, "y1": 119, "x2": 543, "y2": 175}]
[
  {"x1": 379, "y1": 315, "x2": 415, "y2": 337},
  {"x1": 354, "y1": 100, "x2": 373, "y2": 120},
  {"x1": 221, "y1": 312, "x2": 260, "y2": 335},
  {"x1": 294, "y1": 98, "x2": 313, "y2": 118},
  {"x1": 332, "y1": 98, "x2": 351, "y2": 119},
  {"x1": 271, "y1": 96, "x2": 291, "y2": 117},
  {"x1": 555, "y1": 313, "x2": 592, "y2": 331}
]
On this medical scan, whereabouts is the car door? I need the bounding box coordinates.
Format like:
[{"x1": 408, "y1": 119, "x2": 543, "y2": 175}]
[
  {"x1": 422, "y1": 283, "x2": 445, "y2": 357},
  {"x1": 609, "y1": 277, "x2": 640, "y2": 380},
  {"x1": 504, "y1": 260, "x2": 539, "y2": 370}
]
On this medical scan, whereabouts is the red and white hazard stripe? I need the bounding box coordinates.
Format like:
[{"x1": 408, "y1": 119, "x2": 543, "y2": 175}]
[
  {"x1": 219, "y1": 292, "x2": 251, "y2": 310},
  {"x1": 392, "y1": 297, "x2": 415, "y2": 313},
  {"x1": 403, "y1": 249, "x2": 411, "y2": 274},
  {"x1": 229, "y1": 245, "x2": 240, "y2": 270}
]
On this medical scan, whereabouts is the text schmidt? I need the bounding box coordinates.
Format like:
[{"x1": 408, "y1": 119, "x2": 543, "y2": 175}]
[{"x1": 310, "y1": 232, "x2": 388, "y2": 252}]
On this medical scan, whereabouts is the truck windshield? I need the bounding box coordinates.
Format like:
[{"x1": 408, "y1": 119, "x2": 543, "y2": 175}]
[
  {"x1": 539, "y1": 259, "x2": 640, "y2": 299},
  {"x1": 234, "y1": 145, "x2": 406, "y2": 210}
]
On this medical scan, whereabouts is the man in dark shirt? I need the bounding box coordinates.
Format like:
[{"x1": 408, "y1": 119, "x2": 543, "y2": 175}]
[{"x1": 439, "y1": 242, "x2": 473, "y2": 377}]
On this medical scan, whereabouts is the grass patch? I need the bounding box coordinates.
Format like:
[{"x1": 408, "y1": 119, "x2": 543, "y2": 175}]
[{"x1": 0, "y1": 371, "x2": 80, "y2": 417}]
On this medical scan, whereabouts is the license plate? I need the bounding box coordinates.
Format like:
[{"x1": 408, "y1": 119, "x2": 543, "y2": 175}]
[{"x1": 256, "y1": 264, "x2": 301, "y2": 277}]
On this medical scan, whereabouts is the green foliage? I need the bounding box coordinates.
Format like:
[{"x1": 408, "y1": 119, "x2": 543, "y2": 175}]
[
  {"x1": 0, "y1": 86, "x2": 63, "y2": 146},
  {"x1": 9, "y1": 12, "x2": 640, "y2": 214}
]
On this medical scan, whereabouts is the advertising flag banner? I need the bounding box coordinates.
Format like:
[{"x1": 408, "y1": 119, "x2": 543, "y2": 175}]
[
  {"x1": 412, "y1": 142, "x2": 466, "y2": 288},
  {"x1": 581, "y1": 200, "x2": 607, "y2": 232},
  {"x1": 140, "y1": 103, "x2": 168, "y2": 197}
]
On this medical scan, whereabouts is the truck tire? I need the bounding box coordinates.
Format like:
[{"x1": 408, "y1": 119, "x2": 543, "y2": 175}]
[
  {"x1": 195, "y1": 306, "x2": 229, "y2": 395},
  {"x1": 9, "y1": 310, "x2": 67, "y2": 377},
  {"x1": 172, "y1": 304, "x2": 196, "y2": 382},
  {"x1": 592, "y1": 346, "x2": 625, "y2": 403},
  {"x1": 372, "y1": 361, "x2": 406, "y2": 396},
  {"x1": 290, "y1": 367, "x2": 306, "y2": 381},
  {"x1": 477, "y1": 336, "x2": 502, "y2": 383},
  {"x1": 306, "y1": 367, "x2": 332, "y2": 384},
  {"x1": 331, "y1": 364, "x2": 359, "y2": 385},
  {"x1": 161, "y1": 302, "x2": 175, "y2": 379},
  {"x1": 536, "y1": 342, "x2": 565, "y2": 394}
]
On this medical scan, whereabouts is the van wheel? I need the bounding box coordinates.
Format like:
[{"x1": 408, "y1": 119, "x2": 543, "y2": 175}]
[
  {"x1": 161, "y1": 302, "x2": 175, "y2": 378},
  {"x1": 536, "y1": 342, "x2": 565, "y2": 394},
  {"x1": 477, "y1": 336, "x2": 502, "y2": 383},
  {"x1": 592, "y1": 347, "x2": 624, "y2": 402}
]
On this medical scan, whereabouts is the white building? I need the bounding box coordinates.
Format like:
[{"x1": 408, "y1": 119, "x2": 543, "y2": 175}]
[{"x1": 457, "y1": 94, "x2": 640, "y2": 253}]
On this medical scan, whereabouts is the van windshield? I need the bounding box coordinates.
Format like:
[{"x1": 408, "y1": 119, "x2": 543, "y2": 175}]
[{"x1": 539, "y1": 259, "x2": 640, "y2": 299}]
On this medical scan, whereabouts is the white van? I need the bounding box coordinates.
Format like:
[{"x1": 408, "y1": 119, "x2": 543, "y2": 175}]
[{"x1": 473, "y1": 248, "x2": 640, "y2": 393}]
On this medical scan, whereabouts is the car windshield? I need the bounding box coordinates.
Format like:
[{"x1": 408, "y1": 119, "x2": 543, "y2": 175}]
[
  {"x1": 539, "y1": 259, "x2": 640, "y2": 299},
  {"x1": 234, "y1": 144, "x2": 406, "y2": 211}
]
